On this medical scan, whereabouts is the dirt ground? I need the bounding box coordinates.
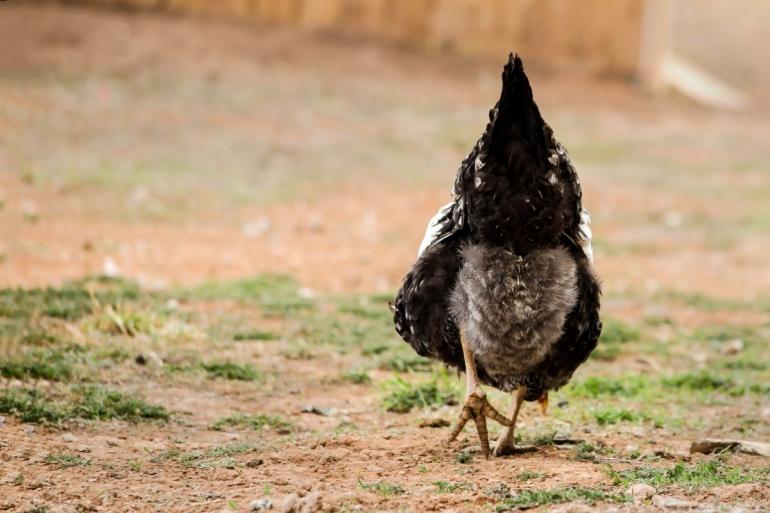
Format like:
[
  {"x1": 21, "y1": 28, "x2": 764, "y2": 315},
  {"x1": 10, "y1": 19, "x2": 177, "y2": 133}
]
[{"x1": 0, "y1": 4, "x2": 769, "y2": 513}]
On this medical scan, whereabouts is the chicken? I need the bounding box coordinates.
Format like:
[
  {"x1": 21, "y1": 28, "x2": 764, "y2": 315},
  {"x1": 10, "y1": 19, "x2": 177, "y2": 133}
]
[{"x1": 392, "y1": 55, "x2": 602, "y2": 458}]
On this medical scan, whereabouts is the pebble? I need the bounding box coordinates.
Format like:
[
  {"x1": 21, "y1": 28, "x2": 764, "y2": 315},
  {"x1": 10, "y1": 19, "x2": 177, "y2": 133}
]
[
  {"x1": 628, "y1": 483, "x2": 656, "y2": 504},
  {"x1": 298, "y1": 491, "x2": 321, "y2": 513},
  {"x1": 279, "y1": 494, "x2": 298, "y2": 513},
  {"x1": 242, "y1": 217, "x2": 271, "y2": 239},
  {"x1": 720, "y1": 338, "x2": 744, "y2": 355},
  {"x1": 652, "y1": 495, "x2": 697, "y2": 509},
  {"x1": 62, "y1": 433, "x2": 78, "y2": 442},
  {"x1": 300, "y1": 406, "x2": 333, "y2": 417},
  {"x1": 547, "y1": 505, "x2": 592, "y2": 513},
  {"x1": 249, "y1": 498, "x2": 272, "y2": 511},
  {"x1": 0, "y1": 415, "x2": 5, "y2": 425}
]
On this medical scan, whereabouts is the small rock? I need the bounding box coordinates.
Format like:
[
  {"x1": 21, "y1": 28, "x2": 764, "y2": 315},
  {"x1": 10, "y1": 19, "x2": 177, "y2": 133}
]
[
  {"x1": 279, "y1": 494, "x2": 298, "y2": 513},
  {"x1": 720, "y1": 338, "x2": 744, "y2": 355},
  {"x1": 249, "y1": 498, "x2": 272, "y2": 511},
  {"x1": 62, "y1": 433, "x2": 78, "y2": 443},
  {"x1": 0, "y1": 415, "x2": 6, "y2": 425},
  {"x1": 690, "y1": 438, "x2": 770, "y2": 457},
  {"x1": 242, "y1": 217, "x2": 271, "y2": 239},
  {"x1": 628, "y1": 483, "x2": 656, "y2": 504},
  {"x1": 418, "y1": 418, "x2": 449, "y2": 428},
  {"x1": 300, "y1": 406, "x2": 333, "y2": 417},
  {"x1": 135, "y1": 352, "x2": 163, "y2": 368},
  {"x1": 307, "y1": 214, "x2": 324, "y2": 232},
  {"x1": 298, "y1": 491, "x2": 321, "y2": 513},
  {"x1": 102, "y1": 257, "x2": 120, "y2": 278},
  {"x1": 652, "y1": 495, "x2": 697, "y2": 509},
  {"x1": 547, "y1": 505, "x2": 592, "y2": 513},
  {"x1": 662, "y1": 210, "x2": 683, "y2": 228},
  {"x1": 488, "y1": 482, "x2": 511, "y2": 499}
]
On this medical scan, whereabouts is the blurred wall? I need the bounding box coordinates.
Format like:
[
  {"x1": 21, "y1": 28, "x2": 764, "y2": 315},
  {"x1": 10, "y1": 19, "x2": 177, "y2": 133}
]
[
  {"x1": 69, "y1": 0, "x2": 646, "y2": 76},
  {"x1": 674, "y1": 0, "x2": 770, "y2": 105}
]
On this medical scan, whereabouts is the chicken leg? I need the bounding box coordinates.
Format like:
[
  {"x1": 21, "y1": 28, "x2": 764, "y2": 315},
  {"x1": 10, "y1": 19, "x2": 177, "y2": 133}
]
[
  {"x1": 447, "y1": 329, "x2": 510, "y2": 458},
  {"x1": 493, "y1": 386, "x2": 527, "y2": 456}
]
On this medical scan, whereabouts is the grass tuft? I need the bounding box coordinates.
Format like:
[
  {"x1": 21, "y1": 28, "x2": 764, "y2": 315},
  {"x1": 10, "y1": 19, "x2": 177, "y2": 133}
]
[
  {"x1": 70, "y1": 386, "x2": 169, "y2": 421},
  {"x1": 202, "y1": 361, "x2": 260, "y2": 381},
  {"x1": 0, "y1": 388, "x2": 65, "y2": 423},
  {"x1": 159, "y1": 442, "x2": 260, "y2": 469},
  {"x1": 381, "y1": 375, "x2": 457, "y2": 413},
  {"x1": 211, "y1": 413, "x2": 292, "y2": 432},
  {"x1": 495, "y1": 487, "x2": 628, "y2": 511},
  {"x1": 357, "y1": 478, "x2": 405, "y2": 496},
  {"x1": 0, "y1": 349, "x2": 75, "y2": 381},
  {"x1": 44, "y1": 452, "x2": 90, "y2": 469},
  {"x1": 187, "y1": 274, "x2": 313, "y2": 316},
  {"x1": 233, "y1": 329, "x2": 279, "y2": 341},
  {"x1": 433, "y1": 481, "x2": 470, "y2": 493},
  {"x1": 593, "y1": 407, "x2": 647, "y2": 426},
  {"x1": 609, "y1": 460, "x2": 770, "y2": 490},
  {"x1": 342, "y1": 367, "x2": 371, "y2": 384}
]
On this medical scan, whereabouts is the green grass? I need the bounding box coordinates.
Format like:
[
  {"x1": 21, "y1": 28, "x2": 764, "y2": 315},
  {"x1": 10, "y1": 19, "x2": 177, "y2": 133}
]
[
  {"x1": 233, "y1": 329, "x2": 279, "y2": 341},
  {"x1": 566, "y1": 375, "x2": 653, "y2": 399},
  {"x1": 495, "y1": 487, "x2": 628, "y2": 511},
  {"x1": 380, "y1": 353, "x2": 432, "y2": 372},
  {"x1": 573, "y1": 442, "x2": 616, "y2": 462},
  {"x1": 591, "y1": 318, "x2": 640, "y2": 361},
  {"x1": 44, "y1": 452, "x2": 90, "y2": 469},
  {"x1": 433, "y1": 480, "x2": 470, "y2": 493},
  {"x1": 186, "y1": 274, "x2": 313, "y2": 315},
  {"x1": 0, "y1": 276, "x2": 139, "y2": 321},
  {"x1": 202, "y1": 362, "x2": 260, "y2": 381},
  {"x1": 0, "y1": 388, "x2": 65, "y2": 423},
  {"x1": 517, "y1": 470, "x2": 546, "y2": 481},
  {"x1": 0, "y1": 349, "x2": 75, "y2": 381},
  {"x1": 593, "y1": 407, "x2": 648, "y2": 426},
  {"x1": 357, "y1": 478, "x2": 405, "y2": 496},
  {"x1": 0, "y1": 386, "x2": 168, "y2": 424},
  {"x1": 381, "y1": 374, "x2": 458, "y2": 413},
  {"x1": 211, "y1": 413, "x2": 292, "y2": 432},
  {"x1": 159, "y1": 442, "x2": 261, "y2": 469},
  {"x1": 662, "y1": 371, "x2": 735, "y2": 392},
  {"x1": 455, "y1": 452, "x2": 473, "y2": 464},
  {"x1": 70, "y1": 386, "x2": 169, "y2": 421},
  {"x1": 609, "y1": 460, "x2": 770, "y2": 490},
  {"x1": 341, "y1": 367, "x2": 371, "y2": 384}
]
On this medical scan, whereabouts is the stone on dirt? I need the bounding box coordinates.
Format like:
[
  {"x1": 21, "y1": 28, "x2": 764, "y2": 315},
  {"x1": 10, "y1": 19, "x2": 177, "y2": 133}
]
[
  {"x1": 279, "y1": 494, "x2": 298, "y2": 513},
  {"x1": 652, "y1": 495, "x2": 698, "y2": 509},
  {"x1": 629, "y1": 483, "x2": 656, "y2": 504},
  {"x1": 249, "y1": 498, "x2": 272, "y2": 511},
  {"x1": 690, "y1": 438, "x2": 770, "y2": 457},
  {"x1": 418, "y1": 417, "x2": 449, "y2": 428}
]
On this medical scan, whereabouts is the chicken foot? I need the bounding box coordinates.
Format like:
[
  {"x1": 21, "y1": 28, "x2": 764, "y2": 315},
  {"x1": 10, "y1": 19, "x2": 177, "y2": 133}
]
[{"x1": 447, "y1": 329, "x2": 510, "y2": 458}]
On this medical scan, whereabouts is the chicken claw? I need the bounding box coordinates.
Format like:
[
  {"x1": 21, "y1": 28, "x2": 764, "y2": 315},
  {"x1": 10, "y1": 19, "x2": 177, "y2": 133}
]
[{"x1": 447, "y1": 389, "x2": 510, "y2": 458}]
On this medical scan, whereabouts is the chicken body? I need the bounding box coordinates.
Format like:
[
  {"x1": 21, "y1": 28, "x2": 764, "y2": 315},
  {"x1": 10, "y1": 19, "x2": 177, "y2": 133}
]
[{"x1": 392, "y1": 55, "x2": 602, "y2": 455}]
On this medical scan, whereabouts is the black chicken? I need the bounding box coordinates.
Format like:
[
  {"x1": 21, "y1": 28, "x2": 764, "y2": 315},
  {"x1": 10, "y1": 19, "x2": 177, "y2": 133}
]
[{"x1": 392, "y1": 55, "x2": 601, "y2": 458}]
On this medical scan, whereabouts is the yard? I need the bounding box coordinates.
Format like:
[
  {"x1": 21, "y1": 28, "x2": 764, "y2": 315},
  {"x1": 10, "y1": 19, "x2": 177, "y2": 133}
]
[{"x1": 0, "y1": 4, "x2": 768, "y2": 512}]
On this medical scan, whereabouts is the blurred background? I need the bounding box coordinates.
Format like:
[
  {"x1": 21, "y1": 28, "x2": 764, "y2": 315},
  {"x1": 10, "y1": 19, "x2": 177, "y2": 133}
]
[{"x1": 0, "y1": 0, "x2": 768, "y2": 303}]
